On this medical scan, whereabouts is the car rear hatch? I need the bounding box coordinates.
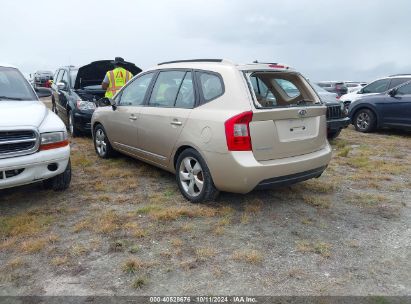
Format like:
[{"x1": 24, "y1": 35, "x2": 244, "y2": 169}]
[{"x1": 243, "y1": 70, "x2": 327, "y2": 161}]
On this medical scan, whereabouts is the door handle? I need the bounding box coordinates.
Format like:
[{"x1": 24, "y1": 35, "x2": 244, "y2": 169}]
[
  {"x1": 170, "y1": 120, "x2": 182, "y2": 126},
  {"x1": 129, "y1": 114, "x2": 138, "y2": 121}
]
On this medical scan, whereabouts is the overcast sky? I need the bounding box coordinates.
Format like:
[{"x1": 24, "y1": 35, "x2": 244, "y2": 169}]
[{"x1": 2, "y1": 0, "x2": 410, "y2": 82}]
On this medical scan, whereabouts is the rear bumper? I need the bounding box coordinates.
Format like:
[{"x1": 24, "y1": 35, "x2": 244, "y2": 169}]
[
  {"x1": 204, "y1": 143, "x2": 332, "y2": 194},
  {"x1": 73, "y1": 111, "x2": 92, "y2": 132},
  {"x1": 254, "y1": 166, "x2": 327, "y2": 190},
  {"x1": 0, "y1": 146, "x2": 70, "y2": 190},
  {"x1": 327, "y1": 117, "x2": 350, "y2": 131}
]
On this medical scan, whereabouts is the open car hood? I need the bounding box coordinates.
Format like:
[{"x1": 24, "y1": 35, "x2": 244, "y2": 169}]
[{"x1": 74, "y1": 60, "x2": 142, "y2": 90}]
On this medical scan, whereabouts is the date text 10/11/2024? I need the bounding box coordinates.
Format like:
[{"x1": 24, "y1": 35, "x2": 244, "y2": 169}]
[{"x1": 149, "y1": 296, "x2": 257, "y2": 303}]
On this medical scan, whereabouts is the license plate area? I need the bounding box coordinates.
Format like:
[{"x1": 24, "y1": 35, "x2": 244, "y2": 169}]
[{"x1": 275, "y1": 117, "x2": 319, "y2": 142}]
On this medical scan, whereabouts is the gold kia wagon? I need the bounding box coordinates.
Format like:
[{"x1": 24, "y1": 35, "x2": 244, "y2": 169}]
[{"x1": 91, "y1": 59, "x2": 332, "y2": 202}]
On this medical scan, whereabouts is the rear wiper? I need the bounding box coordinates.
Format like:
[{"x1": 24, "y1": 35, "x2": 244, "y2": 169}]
[{"x1": 0, "y1": 96, "x2": 24, "y2": 100}]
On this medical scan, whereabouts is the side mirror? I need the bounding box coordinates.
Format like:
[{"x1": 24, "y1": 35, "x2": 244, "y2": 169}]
[
  {"x1": 388, "y1": 88, "x2": 397, "y2": 97},
  {"x1": 110, "y1": 98, "x2": 117, "y2": 110},
  {"x1": 97, "y1": 97, "x2": 116, "y2": 109},
  {"x1": 357, "y1": 88, "x2": 363, "y2": 94},
  {"x1": 57, "y1": 82, "x2": 67, "y2": 90},
  {"x1": 35, "y1": 87, "x2": 52, "y2": 98}
]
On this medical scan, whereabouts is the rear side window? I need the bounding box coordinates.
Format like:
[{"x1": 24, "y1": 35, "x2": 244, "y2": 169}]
[
  {"x1": 198, "y1": 72, "x2": 224, "y2": 101},
  {"x1": 362, "y1": 79, "x2": 390, "y2": 93},
  {"x1": 247, "y1": 72, "x2": 319, "y2": 108}
]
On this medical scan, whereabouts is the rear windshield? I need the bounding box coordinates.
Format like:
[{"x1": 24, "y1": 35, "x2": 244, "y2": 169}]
[{"x1": 245, "y1": 71, "x2": 320, "y2": 108}]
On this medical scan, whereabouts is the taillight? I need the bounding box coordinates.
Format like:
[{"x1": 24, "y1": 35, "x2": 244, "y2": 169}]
[{"x1": 224, "y1": 111, "x2": 253, "y2": 151}]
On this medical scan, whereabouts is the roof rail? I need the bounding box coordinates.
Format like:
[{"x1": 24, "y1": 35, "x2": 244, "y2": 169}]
[
  {"x1": 158, "y1": 59, "x2": 223, "y2": 65},
  {"x1": 389, "y1": 73, "x2": 411, "y2": 77}
]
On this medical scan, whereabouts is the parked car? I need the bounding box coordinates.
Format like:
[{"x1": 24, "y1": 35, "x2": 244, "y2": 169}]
[
  {"x1": 311, "y1": 83, "x2": 350, "y2": 139},
  {"x1": 32, "y1": 70, "x2": 53, "y2": 88},
  {"x1": 91, "y1": 59, "x2": 332, "y2": 203},
  {"x1": 316, "y1": 81, "x2": 348, "y2": 97},
  {"x1": 349, "y1": 80, "x2": 411, "y2": 133},
  {"x1": 51, "y1": 60, "x2": 141, "y2": 136},
  {"x1": 340, "y1": 74, "x2": 411, "y2": 108},
  {"x1": 344, "y1": 81, "x2": 368, "y2": 93},
  {"x1": 0, "y1": 64, "x2": 71, "y2": 191}
]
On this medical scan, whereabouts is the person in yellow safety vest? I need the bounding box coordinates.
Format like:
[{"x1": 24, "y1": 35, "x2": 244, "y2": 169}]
[{"x1": 101, "y1": 57, "x2": 133, "y2": 98}]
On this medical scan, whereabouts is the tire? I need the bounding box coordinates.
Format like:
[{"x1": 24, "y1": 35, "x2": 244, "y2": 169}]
[
  {"x1": 93, "y1": 124, "x2": 115, "y2": 158},
  {"x1": 176, "y1": 148, "x2": 219, "y2": 203},
  {"x1": 43, "y1": 160, "x2": 72, "y2": 191},
  {"x1": 68, "y1": 110, "x2": 81, "y2": 137},
  {"x1": 353, "y1": 109, "x2": 376, "y2": 133},
  {"x1": 327, "y1": 129, "x2": 341, "y2": 140}
]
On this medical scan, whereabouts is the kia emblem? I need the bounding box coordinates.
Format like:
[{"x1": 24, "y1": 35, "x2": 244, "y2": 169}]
[{"x1": 298, "y1": 109, "x2": 307, "y2": 117}]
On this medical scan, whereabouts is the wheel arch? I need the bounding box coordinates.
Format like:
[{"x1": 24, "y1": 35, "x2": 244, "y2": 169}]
[{"x1": 173, "y1": 145, "x2": 195, "y2": 171}]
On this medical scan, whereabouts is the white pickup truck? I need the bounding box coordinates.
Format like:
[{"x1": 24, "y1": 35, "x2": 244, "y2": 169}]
[{"x1": 0, "y1": 64, "x2": 71, "y2": 191}]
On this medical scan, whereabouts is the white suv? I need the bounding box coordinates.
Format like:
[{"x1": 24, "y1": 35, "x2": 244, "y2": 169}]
[{"x1": 0, "y1": 64, "x2": 71, "y2": 191}]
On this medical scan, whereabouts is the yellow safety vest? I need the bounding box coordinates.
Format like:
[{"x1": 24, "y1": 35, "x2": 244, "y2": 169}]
[{"x1": 105, "y1": 67, "x2": 133, "y2": 98}]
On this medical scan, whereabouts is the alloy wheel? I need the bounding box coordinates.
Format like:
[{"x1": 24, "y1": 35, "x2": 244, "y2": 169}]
[
  {"x1": 95, "y1": 129, "x2": 107, "y2": 156},
  {"x1": 179, "y1": 157, "x2": 204, "y2": 197},
  {"x1": 356, "y1": 112, "x2": 370, "y2": 131}
]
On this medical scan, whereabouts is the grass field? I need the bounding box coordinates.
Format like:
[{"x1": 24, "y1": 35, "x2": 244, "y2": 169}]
[{"x1": 0, "y1": 105, "x2": 410, "y2": 295}]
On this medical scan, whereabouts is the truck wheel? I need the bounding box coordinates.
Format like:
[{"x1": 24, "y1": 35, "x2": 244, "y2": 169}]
[
  {"x1": 93, "y1": 124, "x2": 115, "y2": 158},
  {"x1": 327, "y1": 129, "x2": 341, "y2": 140},
  {"x1": 354, "y1": 109, "x2": 376, "y2": 133},
  {"x1": 68, "y1": 111, "x2": 80, "y2": 137},
  {"x1": 176, "y1": 148, "x2": 219, "y2": 203},
  {"x1": 43, "y1": 160, "x2": 72, "y2": 191}
]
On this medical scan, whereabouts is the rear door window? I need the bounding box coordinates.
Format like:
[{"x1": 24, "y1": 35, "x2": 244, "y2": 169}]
[
  {"x1": 149, "y1": 71, "x2": 186, "y2": 107},
  {"x1": 396, "y1": 83, "x2": 411, "y2": 95},
  {"x1": 175, "y1": 72, "x2": 195, "y2": 108},
  {"x1": 389, "y1": 78, "x2": 409, "y2": 89}
]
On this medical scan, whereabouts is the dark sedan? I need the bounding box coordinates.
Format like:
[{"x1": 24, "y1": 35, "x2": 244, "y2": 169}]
[
  {"x1": 51, "y1": 60, "x2": 141, "y2": 136},
  {"x1": 349, "y1": 80, "x2": 411, "y2": 132}
]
